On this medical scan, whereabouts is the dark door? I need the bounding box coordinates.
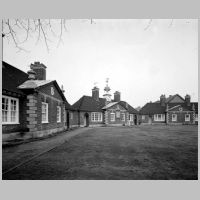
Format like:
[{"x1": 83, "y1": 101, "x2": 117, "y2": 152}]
[
  {"x1": 67, "y1": 111, "x2": 70, "y2": 129},
  {"x1": 84, "y1": 113, "x2": 89, "y2": 127},
  {"x1": 134, "y1": 115, "x2": 137, "y2": 125}
]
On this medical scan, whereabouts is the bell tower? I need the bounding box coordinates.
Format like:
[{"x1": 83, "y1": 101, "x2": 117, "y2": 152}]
[{"x1": 103, "y1": 78, "x2": 112, "y2": 104}]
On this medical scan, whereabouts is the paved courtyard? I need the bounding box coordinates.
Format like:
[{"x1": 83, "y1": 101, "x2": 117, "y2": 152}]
[{"x1": 2, "y1": 125, "x2": 198, "y2": 180}]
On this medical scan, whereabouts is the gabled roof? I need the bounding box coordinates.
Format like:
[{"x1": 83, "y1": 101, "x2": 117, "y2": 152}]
[
  {"x1": 102, "y1": 102, "x2": 118, "y2": 109},
  {"x1": 18, "y1": 80, "x2": 53, "y2": 89},
  {"x1": 71, "y1": 96, "x2": 106, "y2": 112},
  {"x1": 154, "y1": 94, "x2": 185, "y2": 103},
  {"x1": 140, "y1": 103, "x2": 166, "y2": 115},
  {"x1": 118, "y1": 101, "x2": 139, "y2": 114},
  {"x1": 2, "y1": 61, "x2": 28, "y2": 96},
  {"x1": 140, "y1": 102, "x2": 198, "y2": 115}
]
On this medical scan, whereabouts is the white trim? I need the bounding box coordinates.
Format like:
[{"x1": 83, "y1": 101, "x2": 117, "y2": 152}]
[
  {"x1": 57, "y1": 106, "x2": 61, "y2": 122},
  {"x1": 141, "y1": 115, "x2": 145, "y2": 120},
  {"x1": 154, "y1": 114, "x2": 165, "y2": 122},
  {"x1": 42, "y1": 102, "x2": 48, "y2": 123},
  {"x1": 172, "y1": 114, "x2": 177, "y2": 122},
  {"x1": 185, "y1": 114, "x2": 190, "y2": 122},
  {"x1": 121, "y1": 113, "x2": 125, "y2": 121},
  {"x1": 91, "y1": 112, "x2": 102, "y2": 122},
  {"x1": 168, "y1": 105, "x2": 181, "y2": 111},
  {"x1": 195, "y1": 114, "x2": 198, "y2": 121},
  {"x1": 2, "y1": 95, "x2": 19, "y2": 124},
  {"x1": 129, "y1": 114, "x2": 134, "y2": 121},
  {"x1": 110, "y1": 113, "x2": 115, "y2": 122}
]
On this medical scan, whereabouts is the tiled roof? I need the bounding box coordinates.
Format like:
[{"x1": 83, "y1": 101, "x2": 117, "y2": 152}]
[
  {"x1": 18, "y1": 80, "x2": 53, "y2": 89},
  {"x1": 72, "y1": 96, "x2": 106, "y2": 112},
  {"x1": 2, "y1": 61, "x2": 28, "y2": 96},
  {"x1": 118, "y1": 101, "x2": 139, "y2": 114},
  {"x1": 140, "y1": 102, "x2": 198, "y2": 115},
  {"x1": 102, "y1": 102, "x2": 118, "y2": 109}
]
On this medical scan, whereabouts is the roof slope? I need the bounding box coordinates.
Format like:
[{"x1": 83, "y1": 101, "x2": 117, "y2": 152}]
[
  {"x1": 140, "y1": 102, "x2": 198, "y2": 115},
  {"x1": 118, "y1": 101, "x2": 139, "y2": 114},
  {"x1": 2, "y1": 61, "x2": 28, "y2": 95},
  {"x1": 72, "y1": 96, "x2": 106, "y2": 112},
  {"x1": 18, "y1": 80, "x2": 53, "y2": 89}
]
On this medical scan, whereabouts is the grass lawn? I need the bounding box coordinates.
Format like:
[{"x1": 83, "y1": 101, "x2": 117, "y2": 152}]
[{"x1": 3, "y1": 125, "x2": 198, "y2": 180}]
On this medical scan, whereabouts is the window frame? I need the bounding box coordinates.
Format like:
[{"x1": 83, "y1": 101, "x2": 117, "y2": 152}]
[
  {"x1": 172, "y1": 114, "x2": 177, "y2": 122},
  {"x1": 42, "y1": 102, "x2": 48, "y2": 123},
  {"x1": 185, "y1": 114, "x2": 190, "y2": 122},
  {"x1": 154, "y1": 114, "x2": 165, "y2": 122},
  {"x1": 57, "y1": 106, "x2": 61, "y2": 123},
  {"x1": 121, "y1": 113, "x2": 125, "y2": 121},
  {"x1": 2, "y1": 95, "x2": 19, "y2": 124},
  {"x1": 110, "y1": 112, "x2": 115, "y2": 122},
  {"x1": 91, "y1": 112, "x2": 102, "y2": 122},
  {"x1": 142, "y1": 115, "x2": 145, "y2": 120},
  {"x1": 129, "y1": 114, "x2": 134, "y2": 121},
  {"x1": 195, "y1": 114, "x2": 198, "y2": 121}
]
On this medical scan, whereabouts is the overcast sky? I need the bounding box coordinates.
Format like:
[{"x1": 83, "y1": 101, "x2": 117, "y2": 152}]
[{"x1": 3, "y1": 19, "x2": 198, "y2": 107}]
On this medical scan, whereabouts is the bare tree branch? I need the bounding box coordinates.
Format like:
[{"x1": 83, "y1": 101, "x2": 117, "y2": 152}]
[{"x1": 144, "y1": 19, "x2": 152, "y2": 31}]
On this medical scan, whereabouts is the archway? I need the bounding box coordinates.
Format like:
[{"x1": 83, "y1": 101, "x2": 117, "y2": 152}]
[{"x1": 84, "y1": 113, "x2": 89, "y2": 127}]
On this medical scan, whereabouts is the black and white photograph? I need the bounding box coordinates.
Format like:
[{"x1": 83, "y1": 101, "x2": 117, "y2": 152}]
[{"x1": 1, "y1": 19, "x2": 198, "y2": 180}]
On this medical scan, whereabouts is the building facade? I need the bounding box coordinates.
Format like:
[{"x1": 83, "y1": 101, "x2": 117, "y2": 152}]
[
  {"x1": 139, "y1": 94, "x2": 198, "y2": 125},
  {"x1": 71, "y1": 80, "x2": 139, "y2": 127},
  {"x1": 2, "y1": 61, "x2": 71, "y2": 142}
]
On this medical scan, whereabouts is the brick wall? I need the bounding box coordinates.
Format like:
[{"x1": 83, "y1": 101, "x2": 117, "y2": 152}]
[{"x1": 168, "y1": 112, "x2": 194, "y2": 124}]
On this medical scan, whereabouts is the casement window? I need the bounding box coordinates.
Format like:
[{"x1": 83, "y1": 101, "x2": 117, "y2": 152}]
[
  {"x1": 2, "y1": 95, "x2": 19, "y2": 124},
  {"x1": 116, "y1": 111, "x2": 120, "y2": 118},
  {"x1": 57, "y1": 106, "x2": 61, "y2": 122},
  {"x1": 42, "y1": 102, "x2": 48, "y2": 123},
  {"x1": 154, "y1": 114, "x2": 165, "y2": 121},
  {"x1": 172, "y1": 114, "x2": 177, "y2": 122},
  {"x1": 110, "y1": 113, "x2": 115, "y2": 122},
  {"x1": 129, "y1": 114, "x2": 134, "y2": 121},
  {"x1": 121, "y1": 113, "x2": 125, "y2": 121},
  {"x1": 195, "y1": 114, "x2": 198, "y2": 121},
  {"x1": 185, "y1": 114, "x2": 190, "y2": 122},
  {"x1": 91, "y1": 112, "x2": 102, "y2": 122},
  {"x1": 142, "y1": 115, "x2": 145, "y2": 120}
]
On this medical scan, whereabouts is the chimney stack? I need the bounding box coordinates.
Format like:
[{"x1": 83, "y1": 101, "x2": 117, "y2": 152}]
[
  {"x1": 27, "y1": 69, "x2": 36, "y2": 80},
  {"x1": 92, "y1": 86, "x2": 99, "y2": 101},
  {"x1": 30, "y1": 61, "x2": 47, "y2": 80},
  {"x1": 160, "y1": 94, "x2": 166, "y2": 106},
  {"x1": 185, "y1": 94, "x2": 191, "y2": 106},
  {"x1": 114, "y1": 91, "x2": 121, "y2": 102}
]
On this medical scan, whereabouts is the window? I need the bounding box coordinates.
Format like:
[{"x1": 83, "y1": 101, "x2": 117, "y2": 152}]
[
  {"x1": 42, "y1": 102, "x2": 48, "y2": 123},
  {"x1": 57, "y1": 106, "x2": 61, "y2": 122},
  {"x1": 185, "y1": 114, "x2": 190, "y2": 122},
  {"x1": 121, "y1": 113, "x2": 125, "y2": 121},
  {"x1": 142, "y1": 115, "x2": 145, "y2": 120},
  {"x1": 70, "y1": 112, "x2": 73, "y2": 120},
  {"x1": 116, "y1": 111, "x2": 120, "y2": 118},
  {"x1": 91, "y1": 112, "x2": 102, "y2": 122},
  {"x1": 129, "y1": 114, "x2": 134, "y2": 121},
  {"x1": 110, "y1": 113, "x2": 115, "y2": 122},
  {"x1": 154, "y1": 114, "x2": 165, "y2": 121},
  {"x1": 195, "y1": 114, "x2": 198, "y2": 121},
  {"x1": 2, "y1": 96, "x2": 19, "y2": 124},
  {"x1": 172, "y1": 114, "x2": 177, "y2": 122}
]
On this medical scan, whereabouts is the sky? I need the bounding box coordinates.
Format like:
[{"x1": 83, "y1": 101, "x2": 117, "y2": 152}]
[{"x1": 3, "y1": 19, "x2": 198, "y2": 107}]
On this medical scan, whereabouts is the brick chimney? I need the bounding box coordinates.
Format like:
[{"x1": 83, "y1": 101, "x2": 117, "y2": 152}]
[
  {"x1": 30, "y1": 61, "x2": 47, "y2": 80},
  {"x1": 27, "y1": 69, "x2": 36, "y2": 80},
  {"x1": 160, "y1": 94, "x2": 166, "y2": 106},
  {"x1": 92, "y1": 86, "x2": 99, "y2": 101},
  {"x1": 185, "y1": 94, "x2": 191, "y2": 106},
  {"x1": 114, "y1": 91, "x2": 121, "y2": 102}
]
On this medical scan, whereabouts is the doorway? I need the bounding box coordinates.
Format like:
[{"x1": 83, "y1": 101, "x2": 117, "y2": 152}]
[
  {"x1": 84, "y1": 113, "x2": 89, "y2": 127},
  {"x1": 134, "y1": 115, "x2": 137, "y2": 125},
  {"x1": 66, "y1": 111, "x2": 70, "y2": 129}
]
